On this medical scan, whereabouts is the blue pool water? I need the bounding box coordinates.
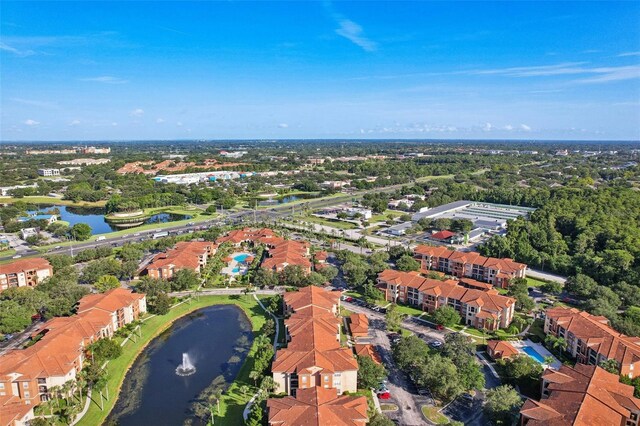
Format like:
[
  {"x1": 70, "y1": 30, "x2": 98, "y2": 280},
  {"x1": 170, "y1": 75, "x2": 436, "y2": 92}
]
[
  {"x1": 522, "y1": 346, "x2": 546, "y2": 363},
  {"x1": 232, "y1": 267, "x2": 240, "y2": 273},
  {"x1": 234, "y1": 254, "x2": 250, "y2": 263}
]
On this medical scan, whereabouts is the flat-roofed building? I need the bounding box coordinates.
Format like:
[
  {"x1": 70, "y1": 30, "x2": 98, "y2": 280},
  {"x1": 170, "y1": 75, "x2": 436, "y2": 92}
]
[
  {"x1": 544, "y1": 307, "x2": 640, "y2": 378},
  {"x1": 36, "y1": 168, "x2": 60, "y2": 177},
  {"x1": 0, "y1": 258, "x2": 52, "y2": 293}
]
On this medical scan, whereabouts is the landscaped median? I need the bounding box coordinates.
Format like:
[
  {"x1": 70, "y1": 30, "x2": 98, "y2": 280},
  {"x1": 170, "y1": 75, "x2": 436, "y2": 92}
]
[
  {"x1": 421, "y1": 405, "x2": 451, "y2": 424},
  {"x1": 78, "y1": 294, "x2": 268, "y2": 426}
]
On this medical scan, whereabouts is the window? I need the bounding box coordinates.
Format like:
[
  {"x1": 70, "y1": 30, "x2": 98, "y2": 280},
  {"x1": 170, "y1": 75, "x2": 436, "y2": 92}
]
[
  {"x1": 0, "y1": 383, "x2": 4, "y2": 389},
  {"x1": 301, "y1": 376, "x2": 307, "y2": 383},
  {"x1": 24, "y1": 392, "x2": 30, "y2": 398},
  {"x1": 22, "y1": 382, "x2": 29, "y2": 389},
  {"x1": 324, "y1": 376, "x2": 329, "y2": 382}
]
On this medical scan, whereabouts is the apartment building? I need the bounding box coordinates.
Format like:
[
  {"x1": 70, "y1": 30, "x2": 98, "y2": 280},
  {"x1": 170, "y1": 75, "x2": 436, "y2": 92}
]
[
  {"x1": 544, "y1": 307, "x2": 640, "y2": 378},
  {"x1": 216, "y1": 227, "x2": 281, "y2": 247},
  {"x1": 273, "y1": 286, "x2": 357, "y2": 395},
  {"x1": 378, "y1": 269, "x2": 515, "y2": 330},
  {"x1": 0, "y1": 289, "x2": 145, "y2": 426},
  {"x1": 413, "y1": 245, "x2": 527, "y2": 288},
  {"x1": 520, "y1": 364, "x2": 640, "y2": 426},
  {"x1": 261, "y1": 240, "x2": 312, "y2": 273},
  {"x1": 348, "y1": 314, "x2": 369, "y2": 340},
  {"x1": 146, "y1": 241, "x2": 217, "y2": 279},
  {"x1": 0, "y1": 258, "x2": 53, "y2": 293},
  {"x1": 267, "y1": 387, "x2": 368, "y2": 426}
]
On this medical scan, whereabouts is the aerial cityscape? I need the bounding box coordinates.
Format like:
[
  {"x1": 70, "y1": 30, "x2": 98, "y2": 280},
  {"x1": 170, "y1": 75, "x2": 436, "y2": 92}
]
[{"x1": 1, "y1": 1, "x2": 639, "y2": 426}]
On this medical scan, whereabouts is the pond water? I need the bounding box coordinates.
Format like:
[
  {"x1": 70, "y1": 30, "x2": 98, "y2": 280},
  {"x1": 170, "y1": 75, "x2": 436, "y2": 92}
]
[
  {"x1": 27, "y1": 205, "x2": 190, "y2": 234},
  {"x1": 257, "y1": 192, "x2": 318, "y2": 206},
  {"x1": 108, "y1": 305, "x2": 253, "y2": 426}
]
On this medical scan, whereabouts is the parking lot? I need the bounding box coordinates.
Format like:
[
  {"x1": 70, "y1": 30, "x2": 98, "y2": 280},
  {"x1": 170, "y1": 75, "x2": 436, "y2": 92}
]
[{"x1": 442, "y1": 393, "x2": 486, "y2": 425}]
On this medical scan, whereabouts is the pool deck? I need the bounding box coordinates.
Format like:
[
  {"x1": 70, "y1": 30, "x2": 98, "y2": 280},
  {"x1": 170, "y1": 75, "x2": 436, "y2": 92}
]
[
  {"x1": 221, "y1": 252, "x2": 252, "y2": 277},
  {"x1": 512, "y1": 339, "x2": 562, "y2": 370}
]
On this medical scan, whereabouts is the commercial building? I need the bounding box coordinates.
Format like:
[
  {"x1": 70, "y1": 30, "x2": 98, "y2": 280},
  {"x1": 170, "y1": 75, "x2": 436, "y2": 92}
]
[
  {"x1": 146, "y1": 241, "x2": 217, "y2": 279},
  {"x1": 520, "y1": 364, "x2": 640, "y2": 426},
  {"x1": 378, "y1": 269, "x2": 515, "y2": 330},
  {"x1": 0, "y1": 258, "x2": 53, "y2": 293},
  {"x1": 544, "y1": 307, "x2": 640, "y2": 378},
  {"x1": 411, "y1": 200, "x2": 535, "y2": 230},
  {"x1": 36, "y1": 168, "x2": 60, "y2": 177},
  {"x1": 0, "y1": 289, "x2": 145, "y2": 426},
  {"x1": 413, "y1": 245, "x2": 527, "y2": 288}
]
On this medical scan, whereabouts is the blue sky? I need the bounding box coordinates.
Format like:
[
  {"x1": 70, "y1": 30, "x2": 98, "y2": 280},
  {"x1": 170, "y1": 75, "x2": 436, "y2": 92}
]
[{"x1": 1, "y1": 1, "x2": 639, "y2": 141}]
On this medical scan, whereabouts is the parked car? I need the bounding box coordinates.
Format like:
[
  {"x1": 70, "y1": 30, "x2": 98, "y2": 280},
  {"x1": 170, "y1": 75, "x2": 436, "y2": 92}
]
[
  {"x1": 435, "y1": 324, "x2": 444, "y2": 331},
  {"x1": 429, "y1": 340, "x2": 443, "y2": 349},
  {"x1": 377, "y1": 391, "x2": 391, "y2": 400}
]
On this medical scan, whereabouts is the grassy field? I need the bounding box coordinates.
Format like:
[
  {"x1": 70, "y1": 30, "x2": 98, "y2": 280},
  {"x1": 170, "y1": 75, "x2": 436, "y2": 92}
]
[
  {"x1": 421, "y1": 406, "x2": 450, "y2": 424},
  {"x1": 298, "y1": 215, "x2": 359, "y2": 230},
  {"x1": 79, "y1": 294, "x2": 267, "y2": 426},
  {"x1": 0, "y1": 196, "x2": 106, "y2": 208},
  {"x1": 526, "y1": 277, "x2": 549, "y2": 287}
]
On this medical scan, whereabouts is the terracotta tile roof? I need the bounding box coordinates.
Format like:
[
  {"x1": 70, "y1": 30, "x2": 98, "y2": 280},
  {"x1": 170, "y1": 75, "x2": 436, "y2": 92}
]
[
  {"x1": 267, "y1": 387, "x2": 368, "y2": 426},
  {"x1": 272, "y1": 347, "x2": 358, "y2": 374},
  {"x1": 354, "y1": 344, "x2": 382, "y2": 364},
  {"x1": 546, "y1": 307, "x2": 640, "y2": 368},
  {"x1": 413, "y1": 245, "x2": 527, "y2": 273},
  {"x1": 286, "y1": 312, "x2": 341, "y2": 351},
  {"x1": 431, "y1": 230, "x2": 456, "y2": 240},
  {"x1": 146, "y1": 241, "x2": 216, "y2": 272},
  {"x1": 0, "y1": 257, "x2": 52, "y2": 275},
  {"x1": 0, "y1": 395, "x2": 34, "y2": 426},
  {"x1": 262, "y1": 240, "x2": 311, "y2": 271},
  {"x1": 283, "y1": 286, "x2": 340, "y2": 315},
  {"x1": 487, "y1": 340, "x2": 519, "y2": 359},
  {"x1": 378, "y1": 269, "x2": 515, "y2": 313},
  {"x1": 521, "y1": 364, "x2": 640, "y2": 426},
  {"x1": 216, "y1": 228, "x2": 278, "y2": 245},
  {"x1": 77, "y1": 288, "x2": 145, "y2": 314},
  {"x1": 315, "y1": 251, "x2": 328, "y2": 261},
  {"x1": 348, "y1": 314, "x2": 369, "y2": 336}
]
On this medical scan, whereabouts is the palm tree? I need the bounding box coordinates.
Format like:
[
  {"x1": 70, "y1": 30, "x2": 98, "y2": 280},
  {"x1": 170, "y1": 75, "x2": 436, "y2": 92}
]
[
  {"x1": 260, "y1": 377, "x2": 276, "y2": 395},
  {"x1": 239, "y1": 385, "x2": 250, "y2": 398},
  {"x1": 249, "y1": 370, "x2": 260, "y2": 386}
]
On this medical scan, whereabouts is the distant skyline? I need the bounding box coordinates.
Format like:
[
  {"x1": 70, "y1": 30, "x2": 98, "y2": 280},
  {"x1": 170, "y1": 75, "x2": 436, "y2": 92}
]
[{"x1": 1, "y1": 1, "x2": 640, "y2": 141}]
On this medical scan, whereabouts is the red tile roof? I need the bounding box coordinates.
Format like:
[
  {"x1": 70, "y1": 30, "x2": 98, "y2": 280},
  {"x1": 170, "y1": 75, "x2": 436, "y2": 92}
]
[
  {"x1": 349, "y1": 314, "x2": 369, "y2": 337},
  {"x1": 520, "y1": 364, "x2": 640, "y2": 426},
  {"x1": 283, "y1": 286, "x2": 340, "y2": 315},
  {"x1": 431, "y1": 230, "x2": 456, "y2": 240},
  {"x1": 272, "y1": 347, "x2": 358, "y2": 374},
  {"x1": 354, "y1": 344, "x2": 382, "y2": 364},
  {"x1": 286, "y1": 312, "x2": 341, "y2": 351},
  {"x1": 146, "y1": 241, "x2": 216, "y2": 272},
  {"x1": 0, "y1": 257, "x2": 52, "y2": 275},
  {"x1": 267, "y1": 387, "x2": 368, "y2": 426},
  {"x1": 414, "y1": 245, "x2": 527, "y2": 273},
  {"x1": 487, "y1": 340, "x2": 519, "y2": 359},
  {"x1": 77, "y1": 287, "x2": 145, "y2": 314}
]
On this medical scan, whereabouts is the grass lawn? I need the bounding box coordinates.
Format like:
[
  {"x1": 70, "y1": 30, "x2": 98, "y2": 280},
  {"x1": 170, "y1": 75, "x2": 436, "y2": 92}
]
[
  {"x1": 0, "y1": 196, "x2": 106, "y2": 208},
  {"x1": 392, "y1": 304, "x2": 425, "y2": 317},
  {"x1": 526, "y1": 277, "x2": 549, "y2": 287},
  {"x1": 299, "y1": 215, "x2": 359, "y2": 230},
  {"x1": 421, "y1": 406, "x2": 450, "y2": 424},
  {"x1": 526, "y1": 319, "x2": 546, "y2": 343},
  {"x1": 79, "y1": 294, "x2": 267, "y2": 426},
  {"x1": 380, "y1": 403, "x2": 398, "y2": 411}
]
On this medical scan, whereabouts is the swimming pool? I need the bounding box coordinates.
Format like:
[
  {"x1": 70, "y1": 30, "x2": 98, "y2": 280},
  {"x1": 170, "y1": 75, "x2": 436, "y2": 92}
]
[
  {"x1": 522, "y1": 345, "x2": 546, "y2": 363},
  {"x1": 234, "y1": 254, "x2": 250, "y2": 263},
  {"x1": 232, "y1": 267, "x2": 240, "y2": 273}
]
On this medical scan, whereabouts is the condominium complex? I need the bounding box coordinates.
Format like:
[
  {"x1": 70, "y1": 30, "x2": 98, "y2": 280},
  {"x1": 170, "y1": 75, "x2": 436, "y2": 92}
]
[
  {"x1": 520, "y1": 364, "x2": 640, "y2": 426},
  {"x1": 378, "y1": 269, "x2": 515, "y2": 330},
  {"x1": 0, "y1": 289, "x2": 146, "y2": 426},
  {"x1": 0, "y1": 258, "x2": 53, "y2": 293},
  {"x1": 261, "y1": 240, "x2": 312, "y2": 273},
  {"x1": 145, "y1": 241, "x2": 217, "y2": 279},
  {"x1": 544, "y1": 307, "x2": 640, "y2": 378},
  {"x1": 413, "y1": 245, "x2": 527, "y2": 288},
  {"x1": 272, "y1": 286, "x2": 358, "y2": 396}
]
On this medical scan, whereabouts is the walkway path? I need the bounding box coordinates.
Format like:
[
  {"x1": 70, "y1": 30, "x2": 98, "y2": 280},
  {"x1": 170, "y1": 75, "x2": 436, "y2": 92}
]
[
  {"x1": 527, "y1": 268, "x2": 566, "y2": 284},
  {"x1": 69, "y1": 389, "x2": 93, "y2": 426},
  {"x1": 243, "y1": 294, "x2": 281, "y2": 421}
]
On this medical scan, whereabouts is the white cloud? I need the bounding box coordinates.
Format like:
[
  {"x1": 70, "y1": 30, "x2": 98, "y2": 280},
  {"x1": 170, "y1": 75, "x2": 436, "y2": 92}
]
[
  {"x1": 156, "y1": 118, "x2": 165, "y2": 124},
  {"x1": 23, "y1": 119, "x2": 40, "y2": 126},
  {"x1": 111, "y1": 122, "x2": 118, "y2": 126},
  {"x1": 0, "y1": 42, "x2": 36, "y2": 57},
  {"x1": 503, "y1": 124, "x2": 514, "y2": 131},
  {"x1": 278, "y1": 123, "x2": 289, "y2": 128},
  {"x1": 80, "y1": 76, "x2": 129, "y2": 84},
  {"x1": 482, "y1": 122, "x2": 494, "y2": 132},
  {"x1": 618, "y1": 51, "x2": 640, "y2": 57},
  {"x1": 176, "y1": 121, "x2": 183, "y2": 127},
  {"x1": 130, "y1": 108, "x2": 144, "y2": 117},
  {"x1": 69, "y1": 120, "x2": 81, "y2": 126},
  {"x1": 573, "y1": 65, "x2": 640, "y2": 84},
  {"x1": 520, "y1": 124, "x2": 532, "y2": 131},
  {"x1": 335, "y1": 19, "x2": 377, "y2": 52}
]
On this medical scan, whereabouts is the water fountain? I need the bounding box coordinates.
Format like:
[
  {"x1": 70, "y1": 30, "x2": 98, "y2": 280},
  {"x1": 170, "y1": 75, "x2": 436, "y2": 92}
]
[{"x1": 175, "y1": 353, "x2": 196, "y2": 376}]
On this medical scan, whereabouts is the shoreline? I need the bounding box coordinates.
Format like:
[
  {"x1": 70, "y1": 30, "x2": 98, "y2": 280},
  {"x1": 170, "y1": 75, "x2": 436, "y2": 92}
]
[{"x1": 77, "y1": 295, "x2": 265, "y2": 426}]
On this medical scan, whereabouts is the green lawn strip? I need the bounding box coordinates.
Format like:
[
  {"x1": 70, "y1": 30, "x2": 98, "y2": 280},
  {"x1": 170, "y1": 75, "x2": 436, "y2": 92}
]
[
  {"x1": 526, "y1": 319, "x2": 547, "y2": 343},
  {"x1": 421, "y1": 406, "x2": 450, "y2": 424},
  {"x1": 380, "y1": 403, "x2": 398, "y2": 411},
  {"x1": 0, "y1": 248, "x2": 17, "y2": 258},
  {"x1": 297, "y1": 215, "x2": 359, "y2": 230},
  {"x1": 0, "y1": 196, "x2": 106, "y2": 208},
  {"x1": 79, "y1": 294, "x2": 266, "y2": 426},
  {"x1": 526, "y1": 277, "x2": 549, "y2": 287}
]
